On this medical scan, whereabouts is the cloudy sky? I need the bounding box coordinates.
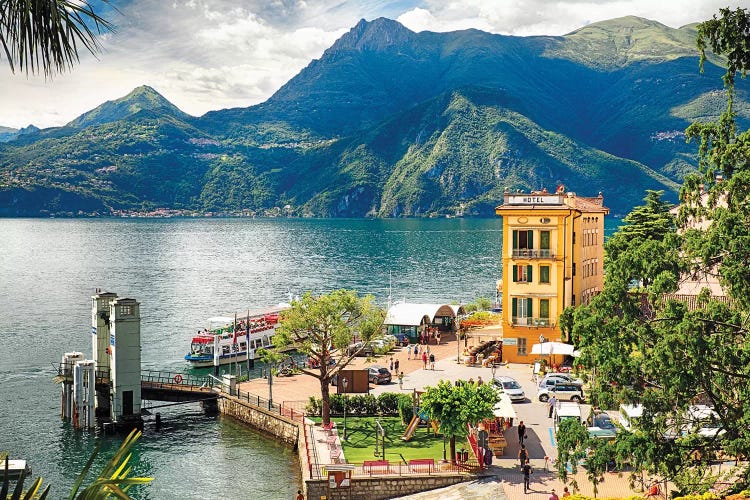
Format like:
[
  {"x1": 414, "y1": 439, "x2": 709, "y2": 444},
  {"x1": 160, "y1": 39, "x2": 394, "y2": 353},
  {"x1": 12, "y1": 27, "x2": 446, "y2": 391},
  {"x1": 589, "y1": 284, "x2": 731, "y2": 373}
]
[{"x1": 1, "y1": 0, "x2": 742, "y2": 129}]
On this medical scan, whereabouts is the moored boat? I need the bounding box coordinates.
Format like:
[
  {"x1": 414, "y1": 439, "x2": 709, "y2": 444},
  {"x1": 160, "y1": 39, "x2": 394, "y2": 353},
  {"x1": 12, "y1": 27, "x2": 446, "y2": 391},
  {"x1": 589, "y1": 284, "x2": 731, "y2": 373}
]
[
  {"x1": 184, "y1": 304, "x2": 289, "y2": 367},
  {"x1": 2, "y1": 459, "x2": 31, "y2": 480}
]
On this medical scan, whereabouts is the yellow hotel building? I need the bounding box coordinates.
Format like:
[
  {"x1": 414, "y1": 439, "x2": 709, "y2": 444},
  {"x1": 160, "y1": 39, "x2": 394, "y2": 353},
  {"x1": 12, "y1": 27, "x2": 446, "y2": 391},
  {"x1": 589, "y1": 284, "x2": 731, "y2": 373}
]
[{"x1": 495, "y1": 189, "x2": 609, "y2": 364}]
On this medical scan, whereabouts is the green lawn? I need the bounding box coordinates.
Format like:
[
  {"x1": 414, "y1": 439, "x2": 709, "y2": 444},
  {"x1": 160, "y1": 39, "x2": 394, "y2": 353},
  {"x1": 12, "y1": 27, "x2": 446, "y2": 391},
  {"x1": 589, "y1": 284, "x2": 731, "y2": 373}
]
[{"x1": 311, "y1": 416, "x2": 450, "y2": 463}]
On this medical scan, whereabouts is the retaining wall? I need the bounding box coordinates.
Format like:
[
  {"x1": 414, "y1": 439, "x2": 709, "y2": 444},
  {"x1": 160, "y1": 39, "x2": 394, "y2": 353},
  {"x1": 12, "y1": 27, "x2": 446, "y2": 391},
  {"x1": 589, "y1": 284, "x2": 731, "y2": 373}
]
[
  {"x1": 218, "y1": 394, "x2": 300, "y2": 446},
  {"x1": 305, "y1": 474, "x2": 468, "y2": 500}
]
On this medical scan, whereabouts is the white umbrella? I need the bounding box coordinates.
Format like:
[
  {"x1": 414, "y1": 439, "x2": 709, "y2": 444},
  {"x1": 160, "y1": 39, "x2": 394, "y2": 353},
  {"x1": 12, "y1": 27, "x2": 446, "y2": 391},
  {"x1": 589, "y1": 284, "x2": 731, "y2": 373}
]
[{"x1": 530, "y1": 341, "x2": 575, "y2": 356}]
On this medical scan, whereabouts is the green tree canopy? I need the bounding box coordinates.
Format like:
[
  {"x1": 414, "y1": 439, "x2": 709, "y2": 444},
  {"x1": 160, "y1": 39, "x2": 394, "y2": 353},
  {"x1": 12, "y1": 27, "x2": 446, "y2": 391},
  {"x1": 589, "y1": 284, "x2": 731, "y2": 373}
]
[
  {"x1": 273, "y1": 289, "x2": 384, "y2": 426},
  {"x1": 419, "y1": 380, "x2": 498, "y2": 464}
]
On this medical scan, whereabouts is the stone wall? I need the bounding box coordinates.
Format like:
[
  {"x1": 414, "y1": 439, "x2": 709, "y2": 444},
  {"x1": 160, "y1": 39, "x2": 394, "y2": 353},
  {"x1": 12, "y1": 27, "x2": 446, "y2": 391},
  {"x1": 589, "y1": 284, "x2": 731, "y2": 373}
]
[
  {"x1": 218, "y1": 395, "x2": 300, "y2": 446},
  {"x1": 305, "y1": 474, "x2": 469, "y2": 500}
]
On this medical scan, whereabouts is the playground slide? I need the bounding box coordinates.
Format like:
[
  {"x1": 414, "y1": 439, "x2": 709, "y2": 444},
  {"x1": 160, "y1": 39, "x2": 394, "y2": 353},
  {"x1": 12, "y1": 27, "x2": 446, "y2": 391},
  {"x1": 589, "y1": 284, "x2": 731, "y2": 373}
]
[
  {"x1": 466, "y1": 423, "x2": 484, "y2": 467},
  {"x1": 431, "y1": 420, "x2": 440, "y2": 434},
  {"x1": 401, "y1": 415, "x2": 419, "y2": 441}
]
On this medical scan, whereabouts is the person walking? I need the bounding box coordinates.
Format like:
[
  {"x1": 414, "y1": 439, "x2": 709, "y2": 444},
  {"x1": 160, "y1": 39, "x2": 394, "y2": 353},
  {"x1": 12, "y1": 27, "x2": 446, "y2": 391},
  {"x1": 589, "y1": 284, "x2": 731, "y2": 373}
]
[
  {"x1": 429, "y1": 353, "x2": 435, "y2": 370},
  {"x1": 518, "y1": 444, "x2": 528, "y2": 466},
  {"x1": 562, "y1": 487, "x2": 571, "y2": 497},
  {"x1": 422, "y1": 351, "x2": 428, "y2": 369},
  {"x1": 407, "y1": 347, "x2": 412, "y2": 360},
  {"x1": 549, "y1": 489, "x2": 559, "y2": 500},
  {"x1": 521, "y1": 459, "x2": 533, "y2": 493},
  {"x1": 398, "y1": 371, "x2": 404, "y2": 390},
  {"x1": 477, "y1": 376, "x2": 483, "y2": 385},
  {"x1": 548, "y1": 395, "x2": 557, "y2": 418},
  {"x1": 394, "y1": 358, "x2": 400, "y2": 373},
  {"x1": 389, "y1": 357, "x2": 394, "y2": 372},
  {"x1": 518, "y1": 420, "x2": 526, "y2": 444}
]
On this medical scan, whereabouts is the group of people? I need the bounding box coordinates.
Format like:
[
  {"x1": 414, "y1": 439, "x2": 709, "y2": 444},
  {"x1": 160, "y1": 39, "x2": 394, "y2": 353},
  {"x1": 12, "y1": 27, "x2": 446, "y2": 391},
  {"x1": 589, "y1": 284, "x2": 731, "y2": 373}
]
[{"x1": 419, "y1": 326, "x2": 441, "y2": 346}]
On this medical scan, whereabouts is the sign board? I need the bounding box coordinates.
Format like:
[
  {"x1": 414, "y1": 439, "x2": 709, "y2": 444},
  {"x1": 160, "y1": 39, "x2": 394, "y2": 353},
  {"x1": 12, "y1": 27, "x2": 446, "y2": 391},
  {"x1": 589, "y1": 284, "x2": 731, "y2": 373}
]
[
  {"x1": 502, "y1": 338, "x2": 517, "y2": 346},
  {"x1": 533, "y1": 362, "x2": 541, "y2": 375},
  {"x1": 507, "y1": 195, "x2": 563, "y2": 205}
]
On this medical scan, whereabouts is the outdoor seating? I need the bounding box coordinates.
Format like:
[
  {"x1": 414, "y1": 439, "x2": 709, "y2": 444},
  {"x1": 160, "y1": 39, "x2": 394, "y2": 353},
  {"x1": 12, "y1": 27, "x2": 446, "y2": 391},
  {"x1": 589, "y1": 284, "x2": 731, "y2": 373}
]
[
  {"x1": 363, "y1": 460, "x2": 390, "y2": 474},
  {"x1": 408, "y1": 458, "x2": 435, "y2": 473}
]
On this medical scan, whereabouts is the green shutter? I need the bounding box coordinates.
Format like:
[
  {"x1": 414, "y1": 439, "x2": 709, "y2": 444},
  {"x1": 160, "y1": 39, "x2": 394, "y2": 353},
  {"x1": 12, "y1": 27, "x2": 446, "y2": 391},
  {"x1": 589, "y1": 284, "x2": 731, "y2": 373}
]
[
  {"x1": 528, "y1": 230, "x2": 534, "y2": 249},
  {"x1": 527, "y1": 265, "x2": 533, "y2": 282},
  {"x1": 513, "y1": 230, "x2": 518, "y2": 249},
  {"x1": 527, "y1": 298, "x2": 533, "y2": 317},
  {"x1": 512, "y1": 265, "x2": 518, "y2": 282},
  {"x1": 512, "y1": 298, "x2": 518, "y2": 318},
  {"x1": 541, "y1": 231, "x2": 550, "y2": 250}
]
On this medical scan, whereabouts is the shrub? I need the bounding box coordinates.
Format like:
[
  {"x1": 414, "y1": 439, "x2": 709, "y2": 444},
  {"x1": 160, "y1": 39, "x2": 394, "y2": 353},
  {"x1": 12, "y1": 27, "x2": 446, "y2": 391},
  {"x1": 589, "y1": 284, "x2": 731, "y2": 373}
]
[
  {"x1": 305, "y1": 395, "x2": 321, "y2": 416},
  {"x1": 377, "y1": 392, "x2": 402, "y2": 414}
]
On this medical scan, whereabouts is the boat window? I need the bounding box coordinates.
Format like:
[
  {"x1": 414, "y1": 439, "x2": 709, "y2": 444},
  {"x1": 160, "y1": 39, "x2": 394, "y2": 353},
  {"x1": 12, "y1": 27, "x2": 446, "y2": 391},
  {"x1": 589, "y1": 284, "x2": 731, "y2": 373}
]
[
  {"x1": 222, "y1": 346, "x2": 230, "y2": 355},
  {"x1": 239, "y1": 342, "x2": 246, "y2": 350}
]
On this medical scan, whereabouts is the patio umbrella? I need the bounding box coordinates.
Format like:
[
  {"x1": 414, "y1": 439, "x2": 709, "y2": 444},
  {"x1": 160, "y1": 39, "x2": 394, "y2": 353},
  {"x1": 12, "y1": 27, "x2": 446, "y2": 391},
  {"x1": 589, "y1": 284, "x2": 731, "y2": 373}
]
[{"x1": 530, "y1": 341, "x2": 575, "y2": 356}]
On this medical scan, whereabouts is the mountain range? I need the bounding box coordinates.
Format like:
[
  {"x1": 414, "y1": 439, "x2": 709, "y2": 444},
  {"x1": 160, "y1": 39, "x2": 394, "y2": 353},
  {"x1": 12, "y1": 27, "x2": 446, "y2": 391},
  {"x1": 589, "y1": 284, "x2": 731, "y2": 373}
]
[{"x1": 1, "y1": 16, "x2": 748, "y2": 218}]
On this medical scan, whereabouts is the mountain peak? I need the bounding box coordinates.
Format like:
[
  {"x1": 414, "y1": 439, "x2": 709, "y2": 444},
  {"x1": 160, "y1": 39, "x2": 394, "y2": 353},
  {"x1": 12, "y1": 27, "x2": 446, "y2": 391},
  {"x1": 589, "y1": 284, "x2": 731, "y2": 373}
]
[
  {"x1": 67, "y1": 85, "x2": 190, "y2": 129},
  {"x1": 327, "y1": 17, "x2": 415, "y2": 53}
]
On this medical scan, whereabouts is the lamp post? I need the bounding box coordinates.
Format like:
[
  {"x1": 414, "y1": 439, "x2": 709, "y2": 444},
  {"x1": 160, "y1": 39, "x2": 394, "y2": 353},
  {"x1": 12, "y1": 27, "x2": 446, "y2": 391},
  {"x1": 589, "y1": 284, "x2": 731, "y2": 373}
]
[
  {"x1": 491, "y1": 360, "x2": 497, "y2": 381},
  {"x1": 539, "y1": 334, "x2": 547, "y2": 373},
  {"x1": 342, "y1": 377, "x2": 349, "y2": 441}
]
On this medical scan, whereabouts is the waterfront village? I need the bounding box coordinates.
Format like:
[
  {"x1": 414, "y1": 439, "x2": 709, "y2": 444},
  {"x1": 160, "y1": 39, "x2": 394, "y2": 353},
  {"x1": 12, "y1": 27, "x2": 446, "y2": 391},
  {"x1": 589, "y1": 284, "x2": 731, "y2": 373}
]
[{"x1": 44, "y1": 187, "x2": 748, "y2": 500}]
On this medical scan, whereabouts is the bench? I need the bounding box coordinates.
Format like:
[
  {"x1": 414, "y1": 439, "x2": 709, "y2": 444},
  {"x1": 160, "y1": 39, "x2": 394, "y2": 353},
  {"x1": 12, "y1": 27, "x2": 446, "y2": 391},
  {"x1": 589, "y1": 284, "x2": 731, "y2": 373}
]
[
  {"x1": 322, "y1": 422, "x2": 336, "y2": 436},
  {"x1": 408, "y1": 459, "x2": 435, "y2": 473},
  {"x1": 363, "y1": 460, "x2": 390, "y2": 475}
]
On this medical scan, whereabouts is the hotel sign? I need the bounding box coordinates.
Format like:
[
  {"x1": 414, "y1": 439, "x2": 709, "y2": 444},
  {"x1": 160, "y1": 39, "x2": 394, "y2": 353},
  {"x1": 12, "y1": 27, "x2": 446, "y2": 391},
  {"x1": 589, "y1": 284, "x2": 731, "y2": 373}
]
[
  {"x1": 502, "y1": 338, "x2": 518, "y2": 346},
  {"x1": 507, "y1": 195, "x2": 562, "y2": 205}
]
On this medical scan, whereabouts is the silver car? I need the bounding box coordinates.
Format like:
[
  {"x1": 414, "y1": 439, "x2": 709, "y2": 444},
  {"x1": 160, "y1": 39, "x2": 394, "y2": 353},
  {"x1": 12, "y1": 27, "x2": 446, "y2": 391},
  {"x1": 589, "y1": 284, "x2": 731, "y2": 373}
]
[
  {"x1": 538, "y1": 383, "x2": 584, "y2": 403},
  {"x1": 493, "y1": 376, "x2": 526, "y2": 403}
]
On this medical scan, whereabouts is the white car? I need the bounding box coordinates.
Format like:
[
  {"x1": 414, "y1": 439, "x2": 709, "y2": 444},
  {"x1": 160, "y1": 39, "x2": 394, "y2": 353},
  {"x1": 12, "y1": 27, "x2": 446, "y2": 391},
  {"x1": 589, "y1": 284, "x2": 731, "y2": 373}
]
[
  {"x1": 492, "y1": 376, "x2": 526, "y2": 403},
  {"x1": 539, "y1": 373, "x2": 583, "y2": 389}
]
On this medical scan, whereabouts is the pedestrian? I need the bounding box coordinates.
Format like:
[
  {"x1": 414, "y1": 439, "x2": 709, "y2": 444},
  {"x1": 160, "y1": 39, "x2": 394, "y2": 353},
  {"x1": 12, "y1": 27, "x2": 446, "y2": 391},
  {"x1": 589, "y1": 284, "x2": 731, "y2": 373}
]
[
  {"x1": 389, "y1": 357, "x2": 394, "y2": 372},
  {"x1": 394, "y1": 358, "x2": 400, "y2": 372},
  {"x1": 521, "y1": 459, "x2": 533, "y2": 493},
  {"x1": 549, "y1": 489, "x2": 559, "y2": 500},
  {"x1": 518, "y1": 420, "x2": 526, "y2": 444},
  {"x1": 415, "y1": 344, "x2": 420, "y2": 357},
  {"x1": 407, "y1": 346, "x2": 411, "y2": 360},
  {"x1": 548, "y1": 395, "x2": 557, "y2": 418},
  {"x1": 426, "y1": 345, "x2": 431, "y2": 355},
  {"x1": 429, "y1": 353, "x2": 435, "y2": 370},
  {"x1": 477, "y1": 376, "x2": 483, "y2": 385},
  {"x1": 436, "y1": 332, "x2": 441, "y2": 345},
  {"x1": 398, "y1": 371, "x2": 404, "y2": 389},
  {"x1": 422, "y1": 351, "x2": 428, "y2": 369},
  {"x1": 518, "y1": 444, "x2": 528, "y2": 466},
  {"x1": 296, "y1": 489, "x2": 304, "y2": 500},
  {"x1": 562, "y1": 487, "x2": 571, "y2": 497}
]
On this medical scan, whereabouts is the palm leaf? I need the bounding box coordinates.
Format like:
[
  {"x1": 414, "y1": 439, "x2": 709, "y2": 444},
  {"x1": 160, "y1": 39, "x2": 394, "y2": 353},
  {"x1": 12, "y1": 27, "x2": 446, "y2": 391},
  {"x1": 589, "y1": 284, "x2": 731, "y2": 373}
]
[
  {"x1": 67, "y1": 439, "x2": 101, "y2": 500},
  {"x1": 0, "y1": 0, "x2": 116, "y2": 76}
]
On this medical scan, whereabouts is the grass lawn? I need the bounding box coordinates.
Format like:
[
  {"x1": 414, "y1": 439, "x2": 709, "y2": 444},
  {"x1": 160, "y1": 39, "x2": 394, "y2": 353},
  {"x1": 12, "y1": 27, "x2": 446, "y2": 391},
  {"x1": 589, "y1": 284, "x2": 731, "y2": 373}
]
[{"x1": 311, "y1": 416, "x2": 451, "y2": 463}]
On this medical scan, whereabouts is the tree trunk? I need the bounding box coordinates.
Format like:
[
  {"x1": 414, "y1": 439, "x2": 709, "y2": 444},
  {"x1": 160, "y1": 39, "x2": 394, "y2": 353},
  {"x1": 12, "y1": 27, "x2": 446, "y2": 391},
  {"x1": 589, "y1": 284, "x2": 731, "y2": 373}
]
[
  {"x1": 320, "y1": 376, "x2": 331, "y2": 426},
  {"x1": 450, "y1": 436, "x2": 456, "y2": 464}
]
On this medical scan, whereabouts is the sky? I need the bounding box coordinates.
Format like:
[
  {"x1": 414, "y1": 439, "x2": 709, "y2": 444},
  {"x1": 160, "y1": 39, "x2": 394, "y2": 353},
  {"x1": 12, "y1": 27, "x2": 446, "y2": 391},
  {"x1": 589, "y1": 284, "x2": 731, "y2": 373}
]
[{"x1": 1, "y1": 0, "x2": 745, "y2": 129}]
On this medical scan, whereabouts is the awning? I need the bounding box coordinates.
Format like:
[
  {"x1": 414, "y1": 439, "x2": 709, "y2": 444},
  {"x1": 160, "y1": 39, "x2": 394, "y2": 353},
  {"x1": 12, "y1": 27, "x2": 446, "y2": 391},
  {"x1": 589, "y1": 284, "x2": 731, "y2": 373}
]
[
  {"x1": 207, "y1": 316, "x2": 235, "y2": 324},
  {"x1": 493, "y1": 393, "x2": 517, "y2": 420},
  {"x1": 531, "y1": 341, "x2": 575, "y2": 356}
]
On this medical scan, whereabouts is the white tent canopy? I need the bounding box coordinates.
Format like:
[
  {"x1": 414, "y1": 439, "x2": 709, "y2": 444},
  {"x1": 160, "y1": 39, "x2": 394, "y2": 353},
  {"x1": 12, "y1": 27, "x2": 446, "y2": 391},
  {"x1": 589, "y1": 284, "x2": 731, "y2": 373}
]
[
  {"x1": 384, "y1": 302, "x2": 465, "y2": 327},
  {"x1": 493, "y1": 393, "x2": 517, "y2": 420},
  {"x1": 531, "y1": 341, "x2": 575, "y2": 356}
]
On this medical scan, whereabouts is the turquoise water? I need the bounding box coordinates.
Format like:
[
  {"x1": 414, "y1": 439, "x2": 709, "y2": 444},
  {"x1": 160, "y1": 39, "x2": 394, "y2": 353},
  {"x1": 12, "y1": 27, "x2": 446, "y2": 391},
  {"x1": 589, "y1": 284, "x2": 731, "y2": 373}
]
[{"x1": 0, "y1": 216, "x2": 619, "y2": 498}]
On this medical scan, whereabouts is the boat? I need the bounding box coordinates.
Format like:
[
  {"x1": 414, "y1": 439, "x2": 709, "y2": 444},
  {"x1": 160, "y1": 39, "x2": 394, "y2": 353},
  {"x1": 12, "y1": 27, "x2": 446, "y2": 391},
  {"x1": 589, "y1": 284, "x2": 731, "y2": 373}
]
[
  {"x1": 184, "y1": 304, "x2": 289, "y2": 367},
  {"x1": 2, "y1": 459, "x2": 31, "y2": 480}
]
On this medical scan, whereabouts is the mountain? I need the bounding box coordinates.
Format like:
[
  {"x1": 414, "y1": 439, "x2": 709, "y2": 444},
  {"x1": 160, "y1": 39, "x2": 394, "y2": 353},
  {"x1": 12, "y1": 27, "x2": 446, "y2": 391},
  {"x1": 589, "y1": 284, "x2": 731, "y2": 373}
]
[
  {"x1": 0, "y1": 126, "x2": 19, "y2": 142},
  {"x1": 0, "y1": 16, "x2": 746, "y2": 218},
  {"x1": 67, "y1": 85, "x2": 192, "y2": 129}
]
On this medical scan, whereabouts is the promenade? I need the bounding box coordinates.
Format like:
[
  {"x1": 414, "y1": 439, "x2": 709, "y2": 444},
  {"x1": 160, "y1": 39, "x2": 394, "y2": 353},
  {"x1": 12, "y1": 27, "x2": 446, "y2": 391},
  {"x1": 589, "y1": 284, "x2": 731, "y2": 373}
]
[{"x1": 238, "y1": 334, "x2": 654, "y2": 500}]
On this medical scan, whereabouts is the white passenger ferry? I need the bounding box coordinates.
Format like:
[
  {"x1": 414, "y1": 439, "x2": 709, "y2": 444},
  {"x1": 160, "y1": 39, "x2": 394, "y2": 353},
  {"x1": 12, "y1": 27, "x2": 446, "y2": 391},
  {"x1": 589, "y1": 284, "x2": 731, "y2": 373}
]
[{"x1": 184, "y1": 305, "x2": 288, "y2": 367}]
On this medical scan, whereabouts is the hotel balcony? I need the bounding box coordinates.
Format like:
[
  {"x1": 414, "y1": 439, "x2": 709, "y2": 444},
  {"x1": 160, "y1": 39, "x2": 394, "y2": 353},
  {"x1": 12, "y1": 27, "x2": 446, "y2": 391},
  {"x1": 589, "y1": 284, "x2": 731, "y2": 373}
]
[
  {"x1": 511, "y1": 249, "x2": 555, "y2": 259},
  {"x1": 512, "y1": 317, "x2": 554, "y2": 327}
]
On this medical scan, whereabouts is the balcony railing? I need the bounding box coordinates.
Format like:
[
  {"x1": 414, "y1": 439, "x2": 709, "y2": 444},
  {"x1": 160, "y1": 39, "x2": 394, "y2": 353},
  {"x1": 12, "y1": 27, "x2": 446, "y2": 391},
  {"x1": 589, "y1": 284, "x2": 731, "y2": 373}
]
[
  {"x1": 512, "y1": 249, "x2": 555, "y2": 259},
  {"x1": 512, "y1": 317, "x2": 553, "y2": 327}
]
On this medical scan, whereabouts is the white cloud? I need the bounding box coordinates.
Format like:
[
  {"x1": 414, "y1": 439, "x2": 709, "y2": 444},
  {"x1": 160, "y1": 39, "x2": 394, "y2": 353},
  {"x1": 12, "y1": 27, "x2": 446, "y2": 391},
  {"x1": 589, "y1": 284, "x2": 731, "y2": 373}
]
[{"x1": 0, "y1": 0, "x2": 743, "y2": 128}]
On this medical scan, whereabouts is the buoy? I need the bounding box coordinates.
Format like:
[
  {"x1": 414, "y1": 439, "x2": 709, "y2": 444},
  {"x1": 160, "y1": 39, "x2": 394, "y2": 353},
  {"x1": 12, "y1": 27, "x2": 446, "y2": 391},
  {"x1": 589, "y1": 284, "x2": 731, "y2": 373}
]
[{"x1": 173, "y1": 374, "x2": 183, "y2": 384}]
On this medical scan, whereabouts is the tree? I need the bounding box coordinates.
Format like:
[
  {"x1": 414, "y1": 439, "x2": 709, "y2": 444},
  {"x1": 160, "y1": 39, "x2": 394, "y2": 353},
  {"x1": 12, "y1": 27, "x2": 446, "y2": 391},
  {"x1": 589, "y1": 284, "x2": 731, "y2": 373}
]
[
  {"x1": 273, "y1": 289, "x2": 384, "y2": 426},
  {"x1": 419, "y1": 380, "x2": 498, "y2": 464},
  {"x1": 1, "y1": 0, "x2": 113, "y2": 76},
  {"x1": 570, "y1": 8, "x2": 750, "y2": 493}
]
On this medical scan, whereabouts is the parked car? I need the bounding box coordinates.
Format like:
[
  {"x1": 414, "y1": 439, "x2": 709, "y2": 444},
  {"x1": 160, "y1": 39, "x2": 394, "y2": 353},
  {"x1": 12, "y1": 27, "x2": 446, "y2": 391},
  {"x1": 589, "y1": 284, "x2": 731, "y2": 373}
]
[
  {"x1": 367, "y1": 366, "x2": 392, "y2": 385},
  {"x1": 492, "y1": 376, "x2": 526, "y2": 403},
  {"x1": 539, "y1": 373, "x2": 583, "y2": 389},
  {"x1": 587, "y1": 411, "x2": 617, "y2": 439},
  {"x1": 346, "y1": 342, "x2": 374, "y2": 357},
  {"x1": 553, "y1": 401, "x2": 583, "y2": 431},
  {"x1": 538, "y1": 383, "x2": 584, "y2": 403}
]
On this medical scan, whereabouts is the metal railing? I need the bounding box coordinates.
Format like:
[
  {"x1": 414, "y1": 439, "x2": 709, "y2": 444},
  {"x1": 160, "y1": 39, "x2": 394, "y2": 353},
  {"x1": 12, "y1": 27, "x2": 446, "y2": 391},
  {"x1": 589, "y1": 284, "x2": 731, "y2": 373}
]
[
  {"x1": 311, "y1": 458, "x2": 481, "y2": 479},
  {"x1": 54, "y1": 362, "x2": 110, "y2": 384},
  {"x1": 512, "y1": 249, "x2": 555, "y2": 259},
  {"x1": 512, "y1": 317, "x2": 554, "y2": 327},
  {"x1": 140, "y1": 370, "x2": 214, "y2": 388}
]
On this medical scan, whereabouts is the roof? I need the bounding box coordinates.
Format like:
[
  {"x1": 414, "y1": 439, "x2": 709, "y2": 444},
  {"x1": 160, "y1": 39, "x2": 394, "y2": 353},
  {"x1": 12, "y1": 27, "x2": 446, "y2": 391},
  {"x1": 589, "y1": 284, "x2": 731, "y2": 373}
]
[{"x1": 384, "y1": 302, "x2": 465, "y2": 326}]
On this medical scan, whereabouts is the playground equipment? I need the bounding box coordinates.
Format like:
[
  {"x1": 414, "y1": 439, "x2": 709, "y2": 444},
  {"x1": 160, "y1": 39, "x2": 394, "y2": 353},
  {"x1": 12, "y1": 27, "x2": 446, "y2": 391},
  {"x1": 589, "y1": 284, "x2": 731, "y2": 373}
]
[
  {"x1": 373, "y1": 419, "x2": 387, "y2": 458},
  {"x1": 401, "y1": 410, "x2": 440, "y2": 441}
]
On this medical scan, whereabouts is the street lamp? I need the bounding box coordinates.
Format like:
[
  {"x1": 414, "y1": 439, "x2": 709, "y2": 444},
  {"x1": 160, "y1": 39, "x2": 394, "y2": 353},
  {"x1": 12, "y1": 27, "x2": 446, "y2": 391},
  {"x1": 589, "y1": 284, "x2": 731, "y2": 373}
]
[
  {"x1": 539, "y1": 334, "x2": 547, "y2": 373},
  {"x1": 342, "y1": 377, "x2": 349, "y2": 441}
]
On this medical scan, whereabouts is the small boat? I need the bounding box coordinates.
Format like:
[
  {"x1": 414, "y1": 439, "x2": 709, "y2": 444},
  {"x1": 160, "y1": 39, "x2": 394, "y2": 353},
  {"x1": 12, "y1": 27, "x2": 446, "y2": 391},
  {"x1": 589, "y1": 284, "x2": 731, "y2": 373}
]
[
  {"x1": 184, "y1": 304, "x2": 289, "y2": 367},
  {"x1": 2, "y1": 459, "x2": 31, "y2": 480}
]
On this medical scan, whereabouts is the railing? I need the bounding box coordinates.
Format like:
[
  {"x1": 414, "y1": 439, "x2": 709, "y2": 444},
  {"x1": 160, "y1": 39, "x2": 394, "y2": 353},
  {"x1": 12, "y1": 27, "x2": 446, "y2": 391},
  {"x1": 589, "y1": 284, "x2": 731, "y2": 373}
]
[
  {"x1": 140, "y1": 370, "x2": 214, "y2": 388},
  {"x1": 512, "y1": 249, "x2": 555, "y2": 259},
  {"x1": 224, "y1": 386, "x2": 306, "y2": 423},
  {"x1": 512, "y1": 317, "x2": 554, "y2": 327},
  {"x1": 54, "y1": 362, "x2": 111, "y2": 384},
  {"x1": 311, "y1": 458, "x2": 481, "y2": 478}
]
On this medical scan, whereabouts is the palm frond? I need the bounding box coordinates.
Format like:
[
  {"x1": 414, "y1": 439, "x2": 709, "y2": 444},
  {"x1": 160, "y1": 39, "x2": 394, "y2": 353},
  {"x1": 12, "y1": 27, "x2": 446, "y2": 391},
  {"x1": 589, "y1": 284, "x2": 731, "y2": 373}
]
[{"x1": 0, "y1": 0, "x2": 116, "y2": 76}]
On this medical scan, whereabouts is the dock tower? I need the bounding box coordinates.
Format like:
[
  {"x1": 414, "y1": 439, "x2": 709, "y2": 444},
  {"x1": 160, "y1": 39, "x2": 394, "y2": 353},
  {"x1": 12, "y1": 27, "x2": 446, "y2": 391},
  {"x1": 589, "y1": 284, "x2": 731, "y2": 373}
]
[{"x1": 109, "y1": 297, "x2": 142, "y2": 427}]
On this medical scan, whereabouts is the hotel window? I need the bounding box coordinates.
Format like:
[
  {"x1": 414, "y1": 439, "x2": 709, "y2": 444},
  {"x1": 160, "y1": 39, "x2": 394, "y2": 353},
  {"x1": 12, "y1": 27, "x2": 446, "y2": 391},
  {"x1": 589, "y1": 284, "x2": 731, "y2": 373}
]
[
  {"x1": 540, "y1": 231, "x2": 550, "y2": 256},
  {"x1": 539, "y1": 299, "x2": 550, "y2": 324},
  {"x1": 513, "y1": 230, "x2": 534, "y2": 250},
  {"x1": 540, "y1": 265, "x2": 550, "y2": 283},
  {"x1": 517, "y1": 338, "x2": 527, "y2": 356},
  {"x1": 512, "y1": 297, "x2": 532, "y2": 323},
  {"x1": 512, "y1": 265, "x2": 533, "y2": 283}
]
